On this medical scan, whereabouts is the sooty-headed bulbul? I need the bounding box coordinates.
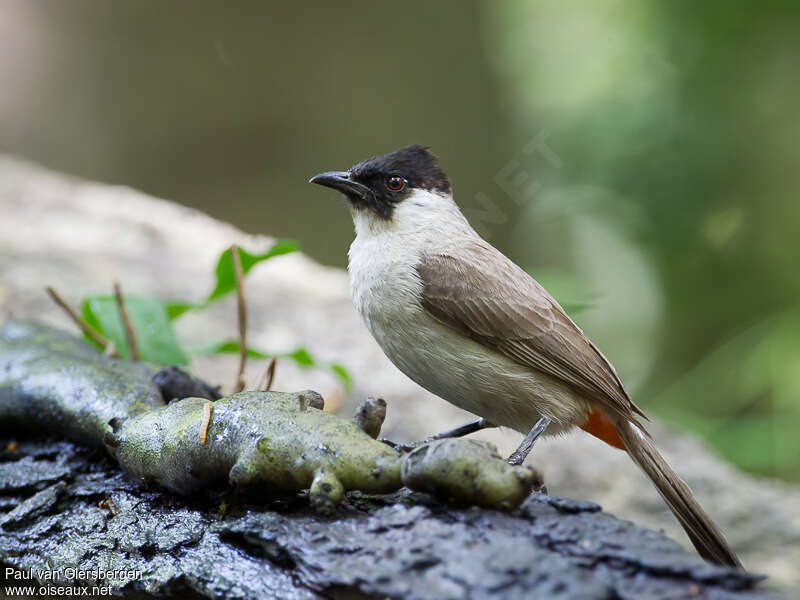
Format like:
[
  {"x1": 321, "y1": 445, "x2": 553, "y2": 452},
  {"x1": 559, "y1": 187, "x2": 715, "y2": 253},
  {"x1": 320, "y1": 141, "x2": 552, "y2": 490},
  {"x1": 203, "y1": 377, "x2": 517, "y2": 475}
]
[{"x1": 309, "y1": 145, "x2": 741, "y2": 568}]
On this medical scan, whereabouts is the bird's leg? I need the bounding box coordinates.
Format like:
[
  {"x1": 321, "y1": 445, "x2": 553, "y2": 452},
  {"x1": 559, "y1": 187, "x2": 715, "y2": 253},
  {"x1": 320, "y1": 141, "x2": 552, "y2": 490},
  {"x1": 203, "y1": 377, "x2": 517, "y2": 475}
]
[
  {"x1": 381, "y1": 418, "x2": 495, "y2": 452},
  {"x1": 507, "y1": 416, "x2": 551, "y2": 465},
  {"x1": 425, "y1": 418, "x2": 495, "y2": 442}
]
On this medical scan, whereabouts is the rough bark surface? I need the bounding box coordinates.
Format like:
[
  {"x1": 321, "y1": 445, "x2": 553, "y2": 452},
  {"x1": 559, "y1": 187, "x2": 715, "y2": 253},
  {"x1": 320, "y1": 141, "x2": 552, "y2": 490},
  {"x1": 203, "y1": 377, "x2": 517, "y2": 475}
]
[
  {"x1": 0, "y1": 322, "x2": 773, "y2": 598},
  {"x1": 0, "y1": 436, "x2": 774, "y2": 600}
]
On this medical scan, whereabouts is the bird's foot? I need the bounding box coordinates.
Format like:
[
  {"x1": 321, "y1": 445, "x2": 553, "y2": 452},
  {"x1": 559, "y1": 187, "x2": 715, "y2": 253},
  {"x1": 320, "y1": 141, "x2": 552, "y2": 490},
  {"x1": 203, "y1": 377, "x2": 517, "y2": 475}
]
[
  {"x1": 506, "y1": 447, "x2": 528, "y2": 466},
  {"x1": 506, "y1": 415, "x2": 552, "y2": 466},
  {"x1": 378, "y1": 438, "x2": 424, "y2": 453},
  {"x1": 379, "y1": 418, "x2": 496, "y2": 453}
]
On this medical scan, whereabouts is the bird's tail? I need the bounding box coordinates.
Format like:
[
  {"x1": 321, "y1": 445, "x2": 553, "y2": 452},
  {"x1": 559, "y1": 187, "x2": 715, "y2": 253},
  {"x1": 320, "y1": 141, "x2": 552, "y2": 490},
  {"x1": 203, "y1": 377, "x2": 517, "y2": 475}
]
[{"x1": 615, "y1": 419, "x2": 743, "y2": 568}]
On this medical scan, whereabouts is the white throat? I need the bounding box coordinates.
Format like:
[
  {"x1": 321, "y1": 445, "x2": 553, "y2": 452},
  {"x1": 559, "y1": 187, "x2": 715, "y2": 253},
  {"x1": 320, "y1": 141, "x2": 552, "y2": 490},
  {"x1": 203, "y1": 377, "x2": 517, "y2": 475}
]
[{"x1": 349, "y1": 188, "x2": 472, "y2": 241}]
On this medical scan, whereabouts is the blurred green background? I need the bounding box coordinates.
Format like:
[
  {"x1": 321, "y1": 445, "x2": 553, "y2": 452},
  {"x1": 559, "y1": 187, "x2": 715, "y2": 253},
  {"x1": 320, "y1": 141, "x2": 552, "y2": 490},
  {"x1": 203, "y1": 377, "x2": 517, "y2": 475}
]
[{"x1": 1, "y1": 1, "x2": 798, "y2": 480}]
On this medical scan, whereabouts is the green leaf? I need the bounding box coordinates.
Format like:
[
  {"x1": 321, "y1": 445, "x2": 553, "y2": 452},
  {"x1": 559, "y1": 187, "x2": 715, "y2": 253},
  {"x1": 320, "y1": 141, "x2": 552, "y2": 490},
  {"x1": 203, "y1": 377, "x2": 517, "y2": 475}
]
[
  {"x1": 189, "y1": 340, "x2": 352, "y2": 388},
  {"x1": 190, "y1": 340, "x2": 309, "y2": 365},
  {"x1": 165, "y1": 302, "x2": 194, "y2": 320},
  {"x1": 329, "y1": 363, "x2": 353, "y2": 390},
  {"x1": 166, "y1": 240, "x2": 299, "y2": 321},
  {"x1": 207, "y1": 241, "x2": 299, "y2": 304},
  {"x1": 81, "y1": 295, "x2": 189, "y2": 365},
  {"x1": 287, "y1": 347, "x2": 313, "y2": 366},
  {"x1": 189, "y1": 340, "x2": 270, "y2": 360}
]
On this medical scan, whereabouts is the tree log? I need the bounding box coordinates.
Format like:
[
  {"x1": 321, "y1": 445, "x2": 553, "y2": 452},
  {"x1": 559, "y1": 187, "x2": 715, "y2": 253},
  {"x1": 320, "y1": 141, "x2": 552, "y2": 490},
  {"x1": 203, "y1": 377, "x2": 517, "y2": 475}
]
[{"x1": 0, "y1": 322, "x2": 775, "y2": 598}]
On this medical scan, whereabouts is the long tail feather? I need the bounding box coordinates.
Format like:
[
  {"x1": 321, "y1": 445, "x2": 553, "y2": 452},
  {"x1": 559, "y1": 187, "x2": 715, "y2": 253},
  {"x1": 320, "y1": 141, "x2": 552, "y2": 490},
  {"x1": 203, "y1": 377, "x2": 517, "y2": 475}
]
[{"x1": 616, "y1": 420, "x2": 742, "y2": 568}]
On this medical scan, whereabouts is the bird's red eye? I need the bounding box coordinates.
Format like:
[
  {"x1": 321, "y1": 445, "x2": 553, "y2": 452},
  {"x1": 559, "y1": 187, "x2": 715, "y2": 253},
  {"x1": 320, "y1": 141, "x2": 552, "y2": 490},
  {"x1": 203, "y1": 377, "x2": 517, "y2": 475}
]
[{"x1": 386, "y1": 176, "x2": 405, "y2": 191}]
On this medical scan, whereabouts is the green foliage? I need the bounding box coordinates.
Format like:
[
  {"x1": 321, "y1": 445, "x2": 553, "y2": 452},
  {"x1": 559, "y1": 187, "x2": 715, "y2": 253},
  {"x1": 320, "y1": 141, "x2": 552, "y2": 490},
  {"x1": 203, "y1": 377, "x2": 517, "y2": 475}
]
[
  {"x1": 653, "y1": 309, "x2": 800, "y2": 479},
  {"x1": 328, "y1": 363, "x2": 352, "y2": 389},
  {"x1": 190, "y1": 340, "x2": 352, "y2": 389},
  {"x1": 79, "y1": 241, "x2": 352, "y2": 389},
  {"x1": 165, "y1": 240, "x2": 299, "y2": 318},
  {"x1": 82, "y1": 296, "x2": 188, "y2": 365},
  {"x1": 165, "y1": 302, "x2": 194, "y2": 321},
  {"x1": 486, "y1": 1, "x2": 800, "y2": 481}
]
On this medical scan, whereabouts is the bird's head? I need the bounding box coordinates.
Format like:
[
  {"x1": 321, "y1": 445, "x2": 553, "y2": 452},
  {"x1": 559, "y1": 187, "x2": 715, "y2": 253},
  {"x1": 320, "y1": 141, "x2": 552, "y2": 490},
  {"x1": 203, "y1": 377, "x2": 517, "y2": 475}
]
[{"x1": 309, "y1": 145, "x2": 452, "y2": 223}]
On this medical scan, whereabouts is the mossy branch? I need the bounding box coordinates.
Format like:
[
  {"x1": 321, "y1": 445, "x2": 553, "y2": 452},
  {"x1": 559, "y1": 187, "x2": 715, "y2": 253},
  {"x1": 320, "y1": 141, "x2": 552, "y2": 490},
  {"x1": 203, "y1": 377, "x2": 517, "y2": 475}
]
[{"x1": 1, "y1": 320, "x2": 536, "y2": 511}]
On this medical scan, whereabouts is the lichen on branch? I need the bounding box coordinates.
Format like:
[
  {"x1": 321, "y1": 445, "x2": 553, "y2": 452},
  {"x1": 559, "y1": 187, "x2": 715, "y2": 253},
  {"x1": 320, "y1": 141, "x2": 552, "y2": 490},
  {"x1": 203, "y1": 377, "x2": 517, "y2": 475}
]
[{"x1": 1, "y1": 320, "x2": 536, "y2": 511}]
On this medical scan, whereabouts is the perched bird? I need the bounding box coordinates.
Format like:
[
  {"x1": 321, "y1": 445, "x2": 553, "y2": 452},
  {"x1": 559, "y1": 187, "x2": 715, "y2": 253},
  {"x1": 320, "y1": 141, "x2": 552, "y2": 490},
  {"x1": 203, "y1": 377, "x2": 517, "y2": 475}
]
[{"x1": 310, "y1": 145, "x2": 741, "y2": 568}]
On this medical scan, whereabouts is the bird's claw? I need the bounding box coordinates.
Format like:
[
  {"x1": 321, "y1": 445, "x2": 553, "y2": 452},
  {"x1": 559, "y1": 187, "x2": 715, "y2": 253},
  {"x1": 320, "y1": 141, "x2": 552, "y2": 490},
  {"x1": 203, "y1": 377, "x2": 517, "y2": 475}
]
[{"x1": 378, "y1": 438, "x2": 430, "y2": 453}]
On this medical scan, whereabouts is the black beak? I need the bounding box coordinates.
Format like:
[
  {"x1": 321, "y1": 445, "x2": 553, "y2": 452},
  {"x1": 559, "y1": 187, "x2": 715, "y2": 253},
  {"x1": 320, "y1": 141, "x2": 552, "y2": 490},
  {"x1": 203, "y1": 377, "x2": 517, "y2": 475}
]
[{"x1": 309, "y1": 171, "x2": 372, "y2": 202}]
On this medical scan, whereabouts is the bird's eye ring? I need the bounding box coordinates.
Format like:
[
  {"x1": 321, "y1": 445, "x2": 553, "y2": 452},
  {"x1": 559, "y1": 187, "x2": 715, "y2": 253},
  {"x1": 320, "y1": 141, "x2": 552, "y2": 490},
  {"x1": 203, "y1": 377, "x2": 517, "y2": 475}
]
[{"x1": 386, "y1": 176, "x2": 406, "y2": 191}]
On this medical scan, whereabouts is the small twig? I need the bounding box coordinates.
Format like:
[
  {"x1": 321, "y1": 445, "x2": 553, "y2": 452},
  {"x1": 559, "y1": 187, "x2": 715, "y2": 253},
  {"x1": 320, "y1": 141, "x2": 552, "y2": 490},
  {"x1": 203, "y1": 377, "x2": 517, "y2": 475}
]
[
  {"x1": 45, "y1": 286, "x2": 118, "y2": 356},
  {"x1": 264, "y1": 357, "x2": 276, "y2": 391},
  {"x1": 231, "y1": 245, "x2": 247, "y2": 393},
  {"x1": 253, "y1": 357, "x2": 277, "y2": 392},
  {"x1": 113, "y1": 282, "x2": 140, "y2": 361},
  {"x1": 200, "y1": 400, "x2": 213, "y2": 445}
]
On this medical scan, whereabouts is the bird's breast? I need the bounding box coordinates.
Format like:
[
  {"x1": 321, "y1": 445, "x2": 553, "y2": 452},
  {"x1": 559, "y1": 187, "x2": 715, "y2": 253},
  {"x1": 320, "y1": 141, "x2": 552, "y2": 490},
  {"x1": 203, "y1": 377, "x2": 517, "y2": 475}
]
[
  {"x1": 346, "y1": 233, "x2": 588, "y2": 433},
  {"x1": 348, "y1": 234, "x2": 424, "y2": 330}
]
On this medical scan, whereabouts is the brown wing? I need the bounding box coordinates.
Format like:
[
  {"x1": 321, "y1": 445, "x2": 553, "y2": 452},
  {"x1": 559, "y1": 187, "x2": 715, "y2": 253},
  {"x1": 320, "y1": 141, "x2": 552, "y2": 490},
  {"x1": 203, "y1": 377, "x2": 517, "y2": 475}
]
[{"x1": 416, "y1": 238, "x2": 647, "y2": 426}]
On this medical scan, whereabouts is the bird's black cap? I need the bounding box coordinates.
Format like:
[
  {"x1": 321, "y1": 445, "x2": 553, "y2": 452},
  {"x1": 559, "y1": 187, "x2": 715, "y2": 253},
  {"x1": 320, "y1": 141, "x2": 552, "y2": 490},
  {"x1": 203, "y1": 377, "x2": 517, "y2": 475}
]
[
  {"x1": 309, "y1": 145, "x2": 451, "y2": 219},
  {"x1": 349, "y1": 145, "x2": 451, "y2": 194}
]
